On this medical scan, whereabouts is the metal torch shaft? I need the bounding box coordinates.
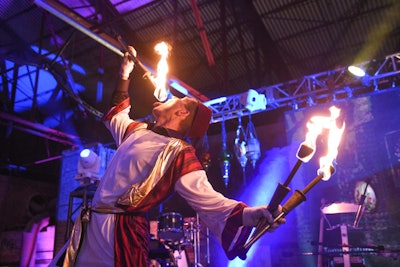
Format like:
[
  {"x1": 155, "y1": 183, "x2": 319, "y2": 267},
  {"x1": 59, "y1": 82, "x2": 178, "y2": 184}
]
[
  {"x1": 239, "y1": 190, "x2": 307, "y2": 260},
  {"x1": 237, "y1": 212, "x2": 286, "y2": 260},
  {"x1": 116, "y1": 35, "x2": 153, "y2": 74},
  {"x1": 284, "y1": 159, "x2": 302, "y2": 187},
  {"x1": 239, "y1": 148, "x2": 311, "y2": 260},
  {"x1": 245, "y1": 182, "x2": 290, "y2": 259},
  {"x1": 353, "y1": 181, "x2": 369, "y2": 228},
  {"x1": 244, "y1": 212, "x2": 286, "y2": 250},
  {"x1": 247, "y1": 158, "x2": 304, "y2": 246}
]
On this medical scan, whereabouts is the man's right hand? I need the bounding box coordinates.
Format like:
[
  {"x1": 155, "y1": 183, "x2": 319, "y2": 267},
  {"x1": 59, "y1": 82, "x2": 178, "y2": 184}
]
[
  {"x1": 243, "y1": 205, "x2": 286, "y2": 232},
  {"x1": 120, "y1": 46, "x2": 137, "y2": 80}
]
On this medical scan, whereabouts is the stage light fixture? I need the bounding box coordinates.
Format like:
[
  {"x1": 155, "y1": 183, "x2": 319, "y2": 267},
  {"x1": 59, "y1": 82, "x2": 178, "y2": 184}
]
[
  {"x1": 348, "y1": 59, "x2": 380, "y2": 79},
  {"x1": 240, "y1": 89, "x2": 267, "y2": 112},
  {"x1": 75, "y1": 148, "x2": 101, "y2": 184},
  {"x1": 347, "y1": 65, "x2": 366, "y2": 77}
]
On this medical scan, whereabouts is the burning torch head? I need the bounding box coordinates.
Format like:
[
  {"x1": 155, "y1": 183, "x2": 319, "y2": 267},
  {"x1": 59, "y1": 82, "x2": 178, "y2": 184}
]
[
  {"x1": 297, "y1": 143, "x2": 315, "y2": 162},
  {"x1": 317, "y1": 106, "x2": 345, "y2": 181},
  {"x1": 154, "y1": 87, "x2": 172, "y2": 102},
  {"x1": 153, "y1": 41, "x2": 171, "y2": 102}
]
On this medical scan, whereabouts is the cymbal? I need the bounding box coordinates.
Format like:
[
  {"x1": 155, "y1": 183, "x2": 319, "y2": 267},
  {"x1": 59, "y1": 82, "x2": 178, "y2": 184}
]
[{"x1": 321, "y1": 202, "x2": 359, "y2": 214}]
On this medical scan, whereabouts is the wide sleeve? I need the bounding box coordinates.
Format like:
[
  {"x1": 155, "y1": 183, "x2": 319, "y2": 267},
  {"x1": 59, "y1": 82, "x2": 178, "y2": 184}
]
[
  {"x1": 174, "y1": 170, "x2": 253, "y2": 259},
  {"x1": 102, "y1": 97, "x2": 147, "y2": 147},
  {"x1": 102, "y1": 98, "x2": 133, "y2": 146}
]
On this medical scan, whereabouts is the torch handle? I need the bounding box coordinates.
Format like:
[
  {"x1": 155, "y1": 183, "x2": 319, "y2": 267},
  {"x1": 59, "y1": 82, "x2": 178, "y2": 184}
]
[
  {"x1": 302, "y1": 174, "x2": 323, "y2": 195},
  {"x1": 353, "y1": 181, "x2": 369, "y2": 227},
  {"x1": 268, "y1": 183, "x2": 291, "y2": 213},
  {"x1": 283, "y1": 159, "x2": 302, "y2": 187},
  {"x1": 251, "y1": 183, "x2": 290, "y2": 246},
  {"x1": 282, "y1": 190, "x2": 307, "y2": 213},
  {"x1": 116, "y1": 35, "x2": 152, "y2": 74},
  {"x1": 250, "y1": 159, "x2": 301, "y2": 248},
  {"x1": 238, "y1": 190, "x2": 307, "y2": 260},
  {"x1": 238, "y1": 177, "x2": 291, "y2": 259},
  {"x1": 237, "y1": 211, "x2": 286, "y2": 260}
]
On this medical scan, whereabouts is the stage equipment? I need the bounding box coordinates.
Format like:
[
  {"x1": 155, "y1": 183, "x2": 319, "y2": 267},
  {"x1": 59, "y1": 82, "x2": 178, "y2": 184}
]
[
  {"x1": 66, "y1": 144, "x2": 111, "y2": 240},
  {"x1": 204, "y1": 53, "x2": 400, "y2": 123},
  {"x1": 236, "y1": 106, "x2": 345, "y2": 260},
  {"x1": 353, "y1": 180, "x2": 376, "y2": 228},
  {"x1": 234, "y1": 114, "x2": 248, "y2": 184},
  {"x1": 321, "y1": 202, "x2": 360, "y2": 267},
  {"x1": 240, "y1": 89, "x2": 267, "y2": 112},
  {"x1": 149, "y1": 237, "x2": 177, "y2": 267},
  {"x1": 348, "y1": 59, "x2": 381, "y2": 79},
  {"x1": 219, "y1": 118, "x2": 232, "y2": 187},
  {"x1": 245, "y1": 115, "x2": 261, "y2": 169},
  {"x1": 321, "y1": 202, "x2": 359, "y2": 217},
  {"x1": 158, "y1": 212, "x2": 184, "y2": 242},
  {"x1": 187, "y1": 214, "x2": 204, "y2": 267},
  {"x1": 75, "y1": 148, "x2": 101, "y2": 184},
  {"x1": 151, "y1": 214, "x2": 208, "y2": 267},
  {"x1": 348, "y1": 66, "x2": 366, "y2": 77},
  {"x1": 65, "y1": 183, "x2": 98, "y2": 241}
]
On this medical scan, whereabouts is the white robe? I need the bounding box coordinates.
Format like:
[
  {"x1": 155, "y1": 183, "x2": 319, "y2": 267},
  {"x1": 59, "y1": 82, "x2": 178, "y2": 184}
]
[{"x1": 52, "y1": 103, "x2": 248, "y2": 266}]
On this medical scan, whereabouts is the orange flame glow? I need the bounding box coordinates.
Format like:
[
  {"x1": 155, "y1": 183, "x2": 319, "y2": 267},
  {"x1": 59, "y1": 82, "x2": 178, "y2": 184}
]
[
  {"x1": 298, "y1": 120, "x2": 323, "y2": 163},
  {"x1": 313, "y1": 106, "x2": 345, "y2": 181},
  {"x1": 153, "y1": 41, "x2": 170, "y2": 102}
]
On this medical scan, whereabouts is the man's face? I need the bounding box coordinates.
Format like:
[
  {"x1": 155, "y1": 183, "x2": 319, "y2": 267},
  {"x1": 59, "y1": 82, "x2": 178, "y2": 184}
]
[{"x1": 152, "y1": 96, "x2": 195, "y2": 122}]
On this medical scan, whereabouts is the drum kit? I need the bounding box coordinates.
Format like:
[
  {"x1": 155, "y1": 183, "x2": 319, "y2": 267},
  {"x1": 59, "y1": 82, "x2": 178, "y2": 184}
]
[{"x1": 149, "y1": 212, "x2": 206, "y2": 267}]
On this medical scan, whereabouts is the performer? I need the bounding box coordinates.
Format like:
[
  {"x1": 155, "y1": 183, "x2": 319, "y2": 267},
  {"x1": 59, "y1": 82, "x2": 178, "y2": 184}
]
[{"x1": 53, "y1": 46, "x2": 284, "y2": 267}]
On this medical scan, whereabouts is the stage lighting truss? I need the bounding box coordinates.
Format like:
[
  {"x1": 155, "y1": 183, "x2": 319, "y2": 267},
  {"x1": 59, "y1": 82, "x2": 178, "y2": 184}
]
[
  {"x1": 205, "y1": 52, "x2": 400, "y2": 123},
  {"x1": 33, "y1": 0, "x2": 398, "y2": 125}
]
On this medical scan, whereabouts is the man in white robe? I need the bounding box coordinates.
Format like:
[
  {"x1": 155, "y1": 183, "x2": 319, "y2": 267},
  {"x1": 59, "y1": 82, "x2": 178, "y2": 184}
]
[{"x1": 52, "y1": 46, "x2": 283, "y2": 267}]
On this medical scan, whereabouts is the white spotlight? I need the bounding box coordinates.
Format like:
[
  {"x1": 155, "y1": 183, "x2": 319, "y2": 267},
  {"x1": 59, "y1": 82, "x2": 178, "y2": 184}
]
[
  {"x1": 347, "y1": 66, "x2": 366, "y2": 77},
  {"x1": 240, "y1": 89, "x2": 267, "y2": 112},
  {"x1": 75, "y1": 149, "x2": 101, "y2": 184}
]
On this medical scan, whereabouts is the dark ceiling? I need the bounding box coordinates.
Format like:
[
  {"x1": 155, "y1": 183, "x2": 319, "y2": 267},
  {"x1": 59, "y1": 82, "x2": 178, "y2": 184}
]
[{"x1": 0, "y1": 0, "x2": 399, "y2": 182}]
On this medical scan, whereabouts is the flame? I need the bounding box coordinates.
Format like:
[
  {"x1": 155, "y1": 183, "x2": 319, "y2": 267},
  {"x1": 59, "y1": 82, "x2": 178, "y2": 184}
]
[
  {"x1": 314, "y1": 106, "x2": 345, "y2": 181},
  {"x1": 153, "y1": 41, "x2": 170, "y2": 102},
  {"x1": 298, "y1": 120, "x2": 323, "y2": 162}
]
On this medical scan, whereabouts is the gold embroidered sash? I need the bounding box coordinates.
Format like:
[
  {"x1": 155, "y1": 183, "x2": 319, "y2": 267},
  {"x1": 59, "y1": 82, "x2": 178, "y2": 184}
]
[{"x1": 117, "y1": 138, "x2": 189, "y2": 208}]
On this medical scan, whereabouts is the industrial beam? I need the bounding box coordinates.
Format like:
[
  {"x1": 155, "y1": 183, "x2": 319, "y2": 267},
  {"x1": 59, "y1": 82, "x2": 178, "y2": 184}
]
[
  {"x1": 205, "y1": 52, "x2": 400, "y2": 123},
  {"x1": 33, "y1": 0, "x2": 209, "y2": 102},
  {"x1": 0, "y1": 111, "x2": 81, "y2": 146}
]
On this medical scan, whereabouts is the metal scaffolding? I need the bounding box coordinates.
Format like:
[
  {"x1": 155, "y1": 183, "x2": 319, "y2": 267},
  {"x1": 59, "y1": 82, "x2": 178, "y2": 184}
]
[
  {"x1": 31, "y1": 0, "x2": 400, "y2": 124},
  {"x1": 205, "y1": 52, "x2": 400, "y2": 123}
]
